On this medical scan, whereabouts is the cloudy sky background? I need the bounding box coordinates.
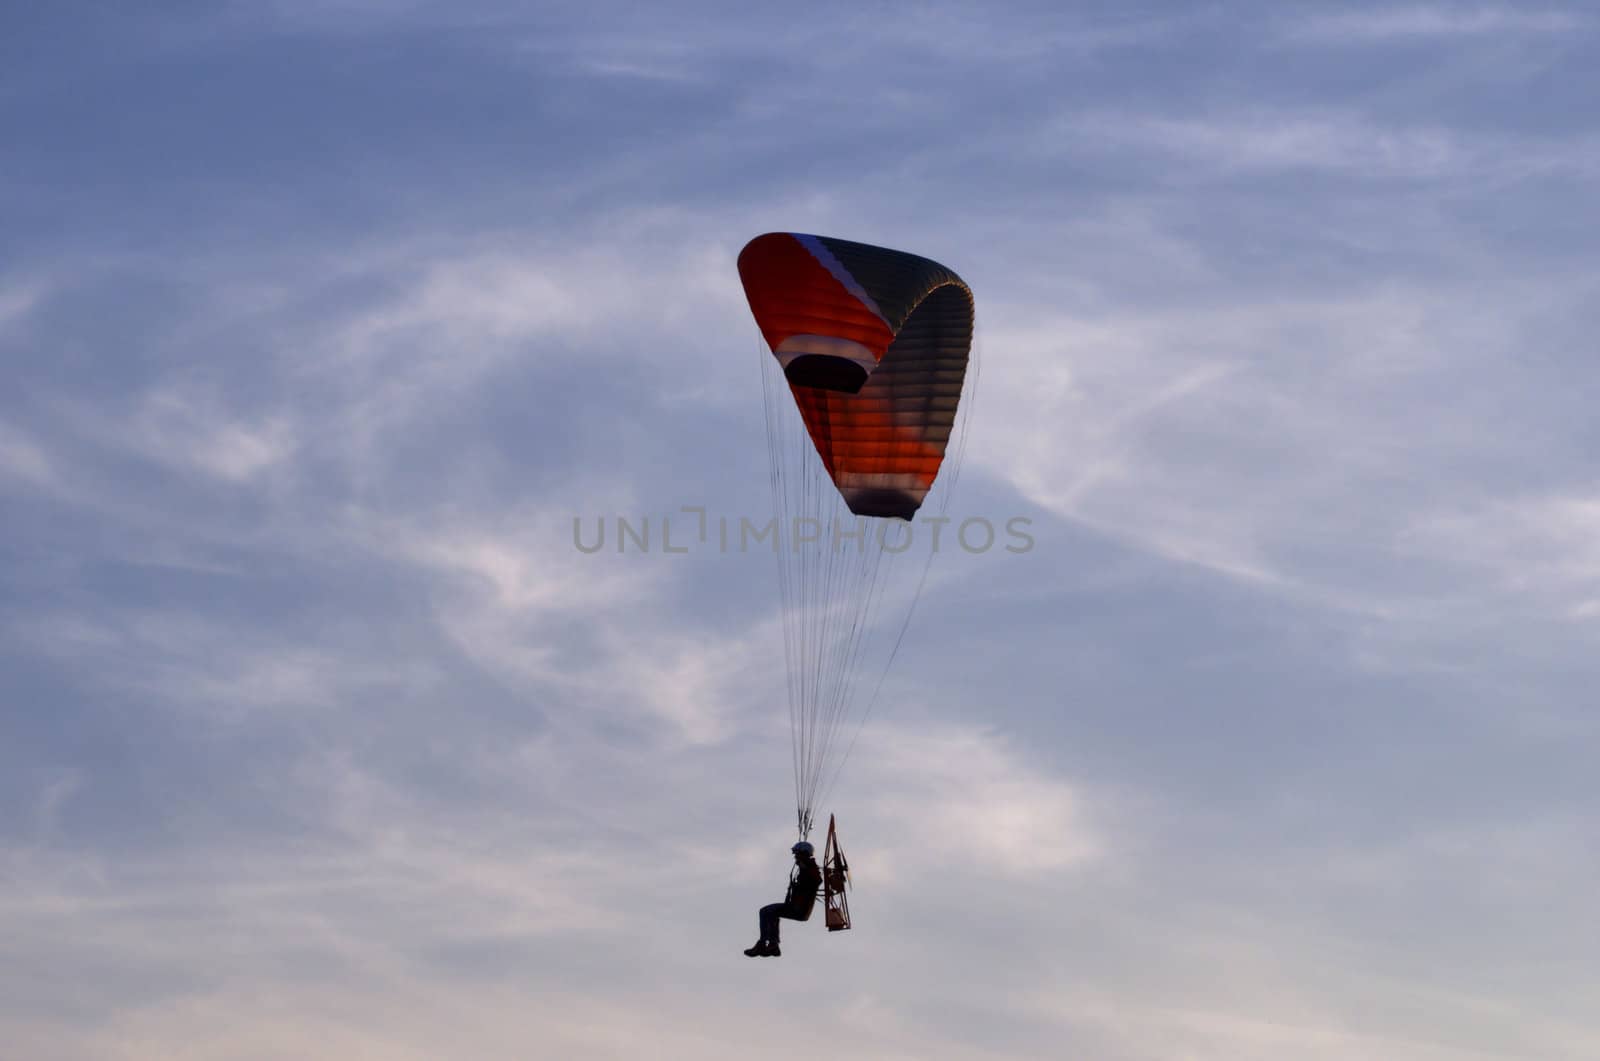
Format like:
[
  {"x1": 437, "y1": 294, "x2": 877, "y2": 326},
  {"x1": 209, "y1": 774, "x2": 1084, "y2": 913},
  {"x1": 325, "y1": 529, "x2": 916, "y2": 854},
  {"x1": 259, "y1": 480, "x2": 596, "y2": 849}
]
[{"x1": 4, "y1": 2, "x2": 1600, "y2": 1058}]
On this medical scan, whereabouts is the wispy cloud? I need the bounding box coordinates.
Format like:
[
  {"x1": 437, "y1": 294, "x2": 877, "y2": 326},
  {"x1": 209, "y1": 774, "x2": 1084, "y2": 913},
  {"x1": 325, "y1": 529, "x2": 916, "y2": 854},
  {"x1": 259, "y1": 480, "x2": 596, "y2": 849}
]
[
  {"x1": 854, "y1": 722, "x2": 1102, "y2": 880},
  {"x1": 1060, "y1": 111, "x2": 1600, "y2": 183},
  {"x1": 0, "y1": 424, "x2": 54, "y2": 487},
  {"x1": 0, "y1": 277, "x2": 48, "y2": 331},
  {"x1": 1285, "y1": 6, "x2": 1589, "y2": 43}
]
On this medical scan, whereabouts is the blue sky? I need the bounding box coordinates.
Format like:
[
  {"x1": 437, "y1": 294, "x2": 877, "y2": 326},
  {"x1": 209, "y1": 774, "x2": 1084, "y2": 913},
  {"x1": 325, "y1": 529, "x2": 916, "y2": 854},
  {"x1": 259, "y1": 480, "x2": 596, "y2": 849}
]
[{"x1": 4, "y1": 3, "x2": 1599, "y2": 1058}]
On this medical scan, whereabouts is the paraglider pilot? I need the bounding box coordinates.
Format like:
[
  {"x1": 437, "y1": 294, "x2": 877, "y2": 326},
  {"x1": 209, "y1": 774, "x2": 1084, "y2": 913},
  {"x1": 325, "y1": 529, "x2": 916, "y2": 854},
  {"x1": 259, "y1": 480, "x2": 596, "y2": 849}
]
[{"x1": 745, "y1": 841, "x2": 822, "y2": 957}]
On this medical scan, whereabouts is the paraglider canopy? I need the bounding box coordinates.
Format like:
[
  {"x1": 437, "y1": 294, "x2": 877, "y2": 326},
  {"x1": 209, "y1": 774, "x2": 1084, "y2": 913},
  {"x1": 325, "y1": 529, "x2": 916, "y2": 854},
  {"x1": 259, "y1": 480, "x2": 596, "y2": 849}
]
[{"x1": 739, "y1": 232, "x2": 974, "y2": 522}]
